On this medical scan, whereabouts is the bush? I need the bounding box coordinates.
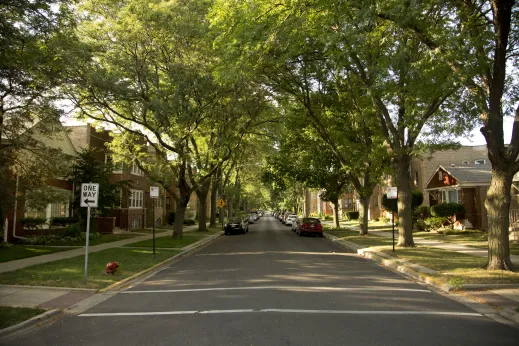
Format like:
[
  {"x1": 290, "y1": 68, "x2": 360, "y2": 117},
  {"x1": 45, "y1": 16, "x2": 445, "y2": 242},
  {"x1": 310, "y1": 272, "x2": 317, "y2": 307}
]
[
  {"x1": 51, "y1": 217, "x2": 78, "y2": 228},
  {"x1": 345, "y1": 211, "x2": 360, "y2": 220},
  {"x1": 380, "y1": 216, "x2": 391, "y2": 223},
  {"x1": 20, "y1": 217, "x2": 47, "y2": 231},
  {"x1": 424, "y1": 216, "x2": 447, "y2": 230},
  {"x1": 63, "y1": 223, "x2": 81, "y2": 237},
  {"x1": 183, "y1": 219, "x2": 196, "y2": 225},
  {"x1": 414, "y1": 205, "x2": 431, "y2": 220},
  {"x1": 431, "y1": 203, "x2": 466, "y2": 218},
  {"x1": 167, "y1": 212, "x2": 176, "y2": 225},
  {"x1": 324, "y1": 215, "x2": 333, "y2": 221}
]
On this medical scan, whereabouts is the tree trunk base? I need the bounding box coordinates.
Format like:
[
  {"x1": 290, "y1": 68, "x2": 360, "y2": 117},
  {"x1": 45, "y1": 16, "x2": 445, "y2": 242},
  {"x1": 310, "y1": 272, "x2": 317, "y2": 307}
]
[
  {"x1": 396, "y1": 240, "x2": 415, "y2": 247},
  {"x1": 172, "y1": 233, "x2": 183, "y2": 239},
  {"x1": 486, "y1": 260, "x2": 514, "y2": 271}
]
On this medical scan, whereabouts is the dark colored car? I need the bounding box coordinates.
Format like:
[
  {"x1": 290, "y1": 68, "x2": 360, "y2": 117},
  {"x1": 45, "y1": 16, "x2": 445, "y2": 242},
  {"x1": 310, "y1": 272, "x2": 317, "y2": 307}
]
[
  {"x1": 295, "y1": 217, "x2": 323, "y2": 237},
  {"x1": 224, "y1": 217, "x2": 248, "y2": 235}
]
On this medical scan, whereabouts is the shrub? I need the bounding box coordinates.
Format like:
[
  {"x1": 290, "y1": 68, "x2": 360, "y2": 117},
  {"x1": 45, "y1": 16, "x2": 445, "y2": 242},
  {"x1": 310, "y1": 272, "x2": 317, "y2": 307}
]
[
  {"x1": 51, "y1": 217, "x2": 78, "y2": 228},
  {"x1": 20, "y1": 217, "x2": 47, "y2": 231},
  {"x1": 63, "y1": 223, "x2": 81, "y2": 237},
  {"x1": 167, "y1": 212, "x2": 176, "y2": 225},
  {"x1": 414, "y1": 205, "x2": 431, "y2": 220},
  {"x1": 431, "y1": 203, "x2": 466, "y2": 218},
  {"x1": 183, "y1": 219, "x2": 196, "y2": 225},
  {"x1": 431, "y1": 203, "x2": 466, "y2": 228},
  {"x1": 345, "y1": 211, "x2": 360, "y2": 220},
  {"x1": 424, "y1": 216, "x2": 447, "y2": 230},
  {"x1": 380, "y1": 216, "x2": 391, "y2": 223},
  {"x1": 324, "y1": 215, "x2": 333, "y2": 221}
]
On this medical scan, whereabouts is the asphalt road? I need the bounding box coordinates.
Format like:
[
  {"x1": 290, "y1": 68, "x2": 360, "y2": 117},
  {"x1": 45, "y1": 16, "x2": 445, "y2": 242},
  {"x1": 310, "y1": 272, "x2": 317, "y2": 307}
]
[{"x1": 6, "y1": 216, "x2": 519, "y2": 345}]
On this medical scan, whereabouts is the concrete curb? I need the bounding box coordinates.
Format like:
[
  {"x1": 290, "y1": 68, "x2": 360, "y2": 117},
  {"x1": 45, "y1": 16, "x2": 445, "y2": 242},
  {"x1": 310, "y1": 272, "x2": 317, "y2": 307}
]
[
  {"x1": 0, "y1": 309, "x2": 63, "y2": 342},
  {"x1": 0, "y1": 231, "x2": 223, "y2": 340},
  {"x1": 98, "y1": 231, "x2": 223, "y2": 293},
  {"x1": 324, "y1": 231, "x2": 519, "y2": 326}
]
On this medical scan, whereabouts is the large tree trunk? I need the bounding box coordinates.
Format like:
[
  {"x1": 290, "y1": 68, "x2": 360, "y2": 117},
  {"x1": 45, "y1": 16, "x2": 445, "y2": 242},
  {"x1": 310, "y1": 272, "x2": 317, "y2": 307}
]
[
  {"x1": 396, "y1": 154, "x2": 414, "y2": 247},
  {"x1": 303, "y1": 188, "x2": 310, "y2": 217},
  {"x1": 227, "y1": 201, "x2": 233, "y2": 219},
  {"x1": 209, "y1": 173, "x2": 218, "y2": 227},
  {"x1": 173, "y1": 197, "x2": 188, "y2": 238},
  {"x1": 196, "y1": 180, "x2": 210, "y2": 232},
  {"x1": 172, "y1": 174, "x2": 190, "y2": 239},
  {"x1": 332, "y1": 200, "x2": 340, "y2": 229},
  {"x1": 486, "y1": 169, "x2": 513, "y2": 270},
  {"x1": 358, "y1": 194, "x2": 370, "y2": 236}
]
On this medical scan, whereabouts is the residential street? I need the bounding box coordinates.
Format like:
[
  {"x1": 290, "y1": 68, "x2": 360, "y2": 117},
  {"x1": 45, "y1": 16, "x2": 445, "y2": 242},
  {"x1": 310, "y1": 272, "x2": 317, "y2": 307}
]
[{"x1": 6, "y1": 216, "x2": 519, "y2": 346}]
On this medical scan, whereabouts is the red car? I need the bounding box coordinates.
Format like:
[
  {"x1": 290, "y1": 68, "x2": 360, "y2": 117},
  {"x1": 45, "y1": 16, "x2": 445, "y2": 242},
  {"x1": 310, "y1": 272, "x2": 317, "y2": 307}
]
[{"x1": 295, "y1": 217, "x2": 323, "y2": 237}]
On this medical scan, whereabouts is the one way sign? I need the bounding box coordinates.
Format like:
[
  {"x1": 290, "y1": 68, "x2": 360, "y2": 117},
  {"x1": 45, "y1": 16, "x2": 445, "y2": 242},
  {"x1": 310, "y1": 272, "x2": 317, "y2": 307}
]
[{"x1": 81, "y1": 183, "x2": 99, "y2": 208}]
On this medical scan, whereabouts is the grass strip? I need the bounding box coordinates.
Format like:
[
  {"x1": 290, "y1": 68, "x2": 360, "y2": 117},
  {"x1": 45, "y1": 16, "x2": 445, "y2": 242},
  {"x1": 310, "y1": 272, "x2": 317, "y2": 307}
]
[
  {"x1": 0, "y1": 246, "x2": 77, "y2": 263},
  {"x1": 325, "y1": 229, "x2": 392, "y2": 247},
  {"x1": 0, "y1": 306, "x2": 47, "y2": 330},
  {"x1": 0, "y1": 248, "x2": 182, "y2": 289},
  {"x1": 376, "y1": 246, "x2": 519, "y2": 285}
]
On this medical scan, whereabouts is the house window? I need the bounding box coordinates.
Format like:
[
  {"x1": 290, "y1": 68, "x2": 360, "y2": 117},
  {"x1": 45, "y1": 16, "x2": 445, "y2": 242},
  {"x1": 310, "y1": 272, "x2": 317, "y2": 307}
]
[
  {"x1": 105, "y1": 154, "x2": 123, "y2": 173},
  {"x1": 131, "y1": 162, "x2": 143, "y2": 176},
  {"x1": 462, "y1": 160, "x2": 469, "y2": 164},
  {"x1": 438, "y1": 171, "x2": 443, "y2": 180},
  {"x1": 442, "y1": 189, "x2": 462, "y2": 203},
  {"x1": 474, "y1": 159, "x2": 486, "y2": 165},
  {"x1": 414, "y1": 171, "x2": 419, "y2": 186},
  {"x1": 166, "y1": 197, "x2": 171, "y2": 210},
  {"x1": 129, "y1": 189, "x2": 143, "y2": 208},
  {"x1": 50, "y1": 203, "x2": 69, "y2": 218}
]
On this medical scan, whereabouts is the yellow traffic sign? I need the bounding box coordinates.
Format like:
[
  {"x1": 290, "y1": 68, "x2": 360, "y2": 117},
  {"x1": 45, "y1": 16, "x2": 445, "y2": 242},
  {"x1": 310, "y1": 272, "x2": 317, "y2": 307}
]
[{"x1": 217, "y1": 198, "x2": 225, "y2": 208}]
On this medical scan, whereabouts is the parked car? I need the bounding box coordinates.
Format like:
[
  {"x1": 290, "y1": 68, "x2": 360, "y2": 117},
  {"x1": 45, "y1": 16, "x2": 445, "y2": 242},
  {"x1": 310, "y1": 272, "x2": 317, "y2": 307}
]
[
  {"x1": 295, "y1": 217, "x2": 323, "y2": 237},
  {"x1": 224, "y1": 217, "x2": 248, "y2": 235},
  {"x1": 285, "y1": 214, "x2": 298, "y2": 226},
  {"x1": 248, "y1": 214, "x2": 256, "y2": 224}
]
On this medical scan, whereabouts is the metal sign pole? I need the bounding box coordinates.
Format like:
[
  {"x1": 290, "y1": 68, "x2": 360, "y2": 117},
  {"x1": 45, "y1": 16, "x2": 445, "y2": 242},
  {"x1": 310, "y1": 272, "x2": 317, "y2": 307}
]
[
  {"x1": 392, "y1": 211, "x2": 395, "y2": 253},
  {"x1": 152, "y1": 198, "x2": 156, "y2": 258},
  {"x1": 84, "y1": 206, "x2": 91, "y2": 285}
]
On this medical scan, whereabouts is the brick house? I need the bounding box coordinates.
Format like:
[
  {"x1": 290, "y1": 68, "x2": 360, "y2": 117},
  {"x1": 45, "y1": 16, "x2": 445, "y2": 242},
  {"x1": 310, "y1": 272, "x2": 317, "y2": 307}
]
[{"x1": 425, "y1": 164, "x2": 491, "y2": 229}]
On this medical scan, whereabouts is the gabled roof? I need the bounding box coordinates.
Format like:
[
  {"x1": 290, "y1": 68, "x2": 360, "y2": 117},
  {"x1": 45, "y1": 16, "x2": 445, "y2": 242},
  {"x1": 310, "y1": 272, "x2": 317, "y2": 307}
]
[{"x1": 425, "y1": 164, "x2": 492, "y2": 188}]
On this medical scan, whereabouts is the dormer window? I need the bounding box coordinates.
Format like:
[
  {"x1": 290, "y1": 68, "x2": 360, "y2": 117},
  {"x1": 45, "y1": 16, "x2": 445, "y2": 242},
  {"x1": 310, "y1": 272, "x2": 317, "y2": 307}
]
[
  {"x1": 438, "y1": 171, "x2": 443, "y2": 180},
  {"x1": 474, "y1": 159, "x2": 486, "y2": 165}
]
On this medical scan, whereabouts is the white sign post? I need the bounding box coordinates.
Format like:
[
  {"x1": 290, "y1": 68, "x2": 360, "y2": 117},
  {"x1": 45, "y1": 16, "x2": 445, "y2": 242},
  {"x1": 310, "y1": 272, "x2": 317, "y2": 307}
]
[
  {"x1": 386, "y1": 187, "x2": 398, "y2": 252},
  {"x1": 150, "y1": 187, "x2": 159, "y2": 257},
  {"x1": 81, "y1": 183, "x2": 99, "y2": 284}
]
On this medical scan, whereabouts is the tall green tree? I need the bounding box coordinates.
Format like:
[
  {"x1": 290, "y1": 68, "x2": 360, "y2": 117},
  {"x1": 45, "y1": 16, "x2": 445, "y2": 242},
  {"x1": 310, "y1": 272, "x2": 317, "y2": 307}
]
[{"x1": 361, "y1": 0, "x2": 518, "y2": 269}]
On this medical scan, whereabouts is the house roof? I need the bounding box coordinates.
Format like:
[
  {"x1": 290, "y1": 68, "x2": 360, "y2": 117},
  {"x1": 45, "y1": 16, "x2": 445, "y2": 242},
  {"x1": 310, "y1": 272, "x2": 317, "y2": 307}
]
[{"x1": 426, "y1": 164, "x2": 492, "y2": 188}]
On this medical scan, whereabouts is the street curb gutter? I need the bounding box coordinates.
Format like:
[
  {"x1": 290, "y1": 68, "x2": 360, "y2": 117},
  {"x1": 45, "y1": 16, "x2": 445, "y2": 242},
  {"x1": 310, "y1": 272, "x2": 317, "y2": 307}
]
[
  {"x1": 0, "y1": 309, "x2": 63, "y2": 342},
  {"x1": 324, "y1": 232, "x2": 519, "y2": 326},
  {"x1": 0, "y1": 231, "x2": 223, "y2": 341},
  {"x1": 98, "y1": 231, "x2": 223, "y2": 293}
]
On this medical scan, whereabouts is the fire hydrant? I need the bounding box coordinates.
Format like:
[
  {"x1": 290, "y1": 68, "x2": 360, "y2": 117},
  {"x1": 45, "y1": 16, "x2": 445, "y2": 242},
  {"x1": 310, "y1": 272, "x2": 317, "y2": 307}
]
[{"x1": 105, "y1": 261, "x2": 119, "y2": 274}]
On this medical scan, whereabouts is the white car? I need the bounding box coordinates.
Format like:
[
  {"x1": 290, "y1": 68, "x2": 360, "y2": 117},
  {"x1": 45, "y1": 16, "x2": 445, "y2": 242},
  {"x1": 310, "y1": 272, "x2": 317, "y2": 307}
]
[{"x1": 285, "y1": 214, "x2": 298, "y2": 226}]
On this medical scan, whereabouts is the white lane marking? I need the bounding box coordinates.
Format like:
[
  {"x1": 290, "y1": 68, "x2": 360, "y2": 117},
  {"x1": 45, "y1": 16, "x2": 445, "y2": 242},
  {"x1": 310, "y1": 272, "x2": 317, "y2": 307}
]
[
  {"x1": 79, "y1": 309, "x2": 482, "y2": 317},
  {"x1": 121, "y1": 286, "x2": 431, "y2": 294}
]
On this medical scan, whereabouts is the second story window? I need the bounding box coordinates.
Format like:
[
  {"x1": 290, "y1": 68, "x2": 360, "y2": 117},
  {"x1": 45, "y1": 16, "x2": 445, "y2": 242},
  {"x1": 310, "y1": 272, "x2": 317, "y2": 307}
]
[
  {"x1": 131, "y1": 162, "x2": 144, "y2": 176},
  {"x1": 474, "y1": 159, "x2": 486, "y2": 165}
]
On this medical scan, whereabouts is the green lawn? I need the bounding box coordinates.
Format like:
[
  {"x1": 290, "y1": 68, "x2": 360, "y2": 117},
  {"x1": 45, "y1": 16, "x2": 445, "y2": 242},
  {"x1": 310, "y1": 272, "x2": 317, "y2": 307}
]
[
  {"x1": 0, "y1": 246, "x2": 78, "y2": 263},
  {"x1": 325, "y1": 229, "x2": 392, "y2": 247},
  {"x1": 0, "y1": 306, "x2": 46, "y2": 330},
  {"x1": 0, "y1": 248, "x2": 182, "y2": 289},
  {"x1": 413, "y1": 230, "x2": 488, "y2": 244},
  {"x1": 63, "y1": 233, "x2": 139, "y2": 246},
  {"x1": 376, "y1": 245, "x2": 519, "y2": 285},
  {"x1": 126, "y1": 229, "x2": 170, "y2": 234}
]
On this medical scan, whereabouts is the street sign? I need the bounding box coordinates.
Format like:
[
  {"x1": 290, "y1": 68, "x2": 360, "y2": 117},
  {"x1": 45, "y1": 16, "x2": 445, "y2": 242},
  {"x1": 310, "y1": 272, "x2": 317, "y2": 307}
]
[
  {"x1": 217, "y1": 198, "x2": 225, "y2": 208},
  {"x1": 150, "y1": 186, "x2": 159, "y2": 198},
  {"x1": 80, "y1": 183, "x2": 99, "y2": 208},
  {"x1": 386, "y1": 187, "x2": 398, "y2": 199}
]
